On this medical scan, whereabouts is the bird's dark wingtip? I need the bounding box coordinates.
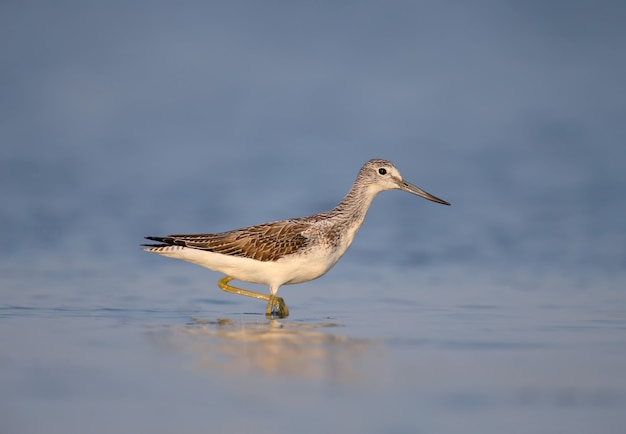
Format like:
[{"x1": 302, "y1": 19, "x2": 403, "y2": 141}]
[
  {"x1": 141, "y1": 236, "x2": 170, "y2": 248},
  {"x1": 142, "y1": 236, "x2": 187, "y2": 248}
]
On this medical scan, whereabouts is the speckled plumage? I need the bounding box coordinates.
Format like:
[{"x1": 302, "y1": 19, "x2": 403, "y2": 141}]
[
  {"x1": 143, "y1": 159, "x2": 450, "y2": 301},
  {"x1": 145, "y1": 221, "x2": 312, "y2": 262}
]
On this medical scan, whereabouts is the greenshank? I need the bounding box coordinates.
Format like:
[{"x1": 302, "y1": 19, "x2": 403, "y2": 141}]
[{"x1": 143, "y1": 159, "x2": 450, "y2": 318}]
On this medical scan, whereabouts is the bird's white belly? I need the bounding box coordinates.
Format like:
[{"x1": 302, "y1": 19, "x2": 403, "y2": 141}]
[{"x1": 150, "y1": 245, "x2": 341, "y2": 290}]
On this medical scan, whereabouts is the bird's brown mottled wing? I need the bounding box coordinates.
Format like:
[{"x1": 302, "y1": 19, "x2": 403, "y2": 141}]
[{"x1": 153, "y1": 221, "x2": 312, "y2": 262}]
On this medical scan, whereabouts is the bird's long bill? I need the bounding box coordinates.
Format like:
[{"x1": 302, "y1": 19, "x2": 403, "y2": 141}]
[{"x1": 398, "y1": 179, "x2": 451, "y2": 206}]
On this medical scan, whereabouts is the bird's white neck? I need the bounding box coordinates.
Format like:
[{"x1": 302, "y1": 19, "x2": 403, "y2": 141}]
[{"x1": 329, "y1": 176, "x2": 382, "y2": 247}]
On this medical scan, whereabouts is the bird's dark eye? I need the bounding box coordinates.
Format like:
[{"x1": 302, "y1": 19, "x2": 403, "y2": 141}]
[{"x1": 378, "y1": 168, "x2": 387, "y2": 175}]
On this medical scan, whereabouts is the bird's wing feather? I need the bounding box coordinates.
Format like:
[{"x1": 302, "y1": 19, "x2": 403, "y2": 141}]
[{"x1": 147, "y1": 220, "x2": 312, "y2": 262}]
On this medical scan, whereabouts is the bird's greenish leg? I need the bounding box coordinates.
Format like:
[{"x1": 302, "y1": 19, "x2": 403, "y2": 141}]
[
  {"x1": 266, "y1": 295, "x2": 289, "y2": 319},
  {"x1": 218, "y1": 276, "x2": 269, "y2": 301},
  {"x1": 217, "y1": 276, "x2": 289, "y2": 319}
]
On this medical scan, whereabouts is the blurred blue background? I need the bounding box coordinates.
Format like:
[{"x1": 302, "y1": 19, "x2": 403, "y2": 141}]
[
  {"x1": 2, "y1": 0, "x2": 624, "y2": 274},
  {"x1": 1, "y1": 1, "x2": 625, "y2": 433}
]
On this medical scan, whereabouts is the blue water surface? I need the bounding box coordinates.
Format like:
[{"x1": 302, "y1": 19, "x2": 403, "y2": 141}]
[{"x1": 1, "y1": 1, "x2": 626, "y2": 433}]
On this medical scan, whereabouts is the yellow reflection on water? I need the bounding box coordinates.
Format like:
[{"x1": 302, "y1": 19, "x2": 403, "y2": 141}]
[{"x1": 151, "y1": 317, "x2": 379, "y2": 382}]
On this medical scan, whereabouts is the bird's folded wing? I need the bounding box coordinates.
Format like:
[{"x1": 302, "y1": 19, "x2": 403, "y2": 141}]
[{"x1": 163, "y1": 221, "x2": 312, "y2": 262}]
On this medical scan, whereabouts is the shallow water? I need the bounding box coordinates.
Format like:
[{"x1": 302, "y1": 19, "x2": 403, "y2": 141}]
[{"x1": 2, "y1": 265, "x2": 625, "y2": 434}]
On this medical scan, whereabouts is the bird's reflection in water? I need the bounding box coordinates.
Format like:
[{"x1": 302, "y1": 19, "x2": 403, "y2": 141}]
[{"x1": 151, "y1": 317, "x2": 379, "y2": 382}]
